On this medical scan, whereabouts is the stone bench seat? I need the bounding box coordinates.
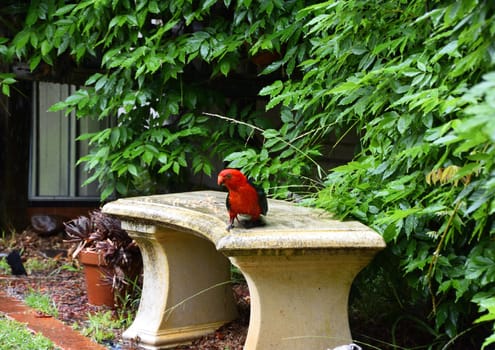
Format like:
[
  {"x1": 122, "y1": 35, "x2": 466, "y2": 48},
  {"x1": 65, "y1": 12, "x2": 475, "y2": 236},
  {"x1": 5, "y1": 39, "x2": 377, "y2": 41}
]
[{"x1": 102, "y1": 190, "x2": 385, "y2": 350}]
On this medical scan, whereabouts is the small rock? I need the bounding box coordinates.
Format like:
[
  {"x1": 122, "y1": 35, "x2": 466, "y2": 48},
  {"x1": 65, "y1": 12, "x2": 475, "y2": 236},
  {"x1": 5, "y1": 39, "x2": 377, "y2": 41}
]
[
  {"x1": 30, "y1": 215, "x2": 67, "y2": 236},
  {"x1": 330, "y1": 344, "x2": 362, "y2": 350}
]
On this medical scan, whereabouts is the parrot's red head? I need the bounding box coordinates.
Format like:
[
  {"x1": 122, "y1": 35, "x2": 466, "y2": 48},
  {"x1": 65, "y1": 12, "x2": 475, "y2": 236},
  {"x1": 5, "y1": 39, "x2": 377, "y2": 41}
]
[{"x1": 217, "y1": 169, "x2": 246, "y2": 189}]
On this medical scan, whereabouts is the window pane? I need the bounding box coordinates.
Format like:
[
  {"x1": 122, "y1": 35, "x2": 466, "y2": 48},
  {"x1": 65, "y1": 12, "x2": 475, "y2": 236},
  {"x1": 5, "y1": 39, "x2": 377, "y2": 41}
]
[{"x1": 30, "y1": 82, "x2": 111, "y2": 200}]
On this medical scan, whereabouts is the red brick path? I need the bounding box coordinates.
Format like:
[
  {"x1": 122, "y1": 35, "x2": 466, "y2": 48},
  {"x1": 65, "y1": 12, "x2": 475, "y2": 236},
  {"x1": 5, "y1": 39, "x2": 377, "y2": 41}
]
[{"x1": 0, "y1": 291, "x2": 106, "y2": 350}]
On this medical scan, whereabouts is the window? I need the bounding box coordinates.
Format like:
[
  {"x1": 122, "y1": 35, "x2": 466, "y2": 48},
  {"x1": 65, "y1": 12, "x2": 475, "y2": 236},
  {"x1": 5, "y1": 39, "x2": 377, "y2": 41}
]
[{"x1": 29, "y1": 82, "x2": 111, "y2": 201}]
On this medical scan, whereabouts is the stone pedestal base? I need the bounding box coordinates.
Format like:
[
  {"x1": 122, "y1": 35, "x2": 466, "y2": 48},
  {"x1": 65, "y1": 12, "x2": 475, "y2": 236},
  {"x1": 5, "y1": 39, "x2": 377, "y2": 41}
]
[
  {"x1": 121, "y1": 222, "x2": 238, "y2": 349},
  {"x1": 230, "y1": 252, "x2": 375, "y2": 349}
]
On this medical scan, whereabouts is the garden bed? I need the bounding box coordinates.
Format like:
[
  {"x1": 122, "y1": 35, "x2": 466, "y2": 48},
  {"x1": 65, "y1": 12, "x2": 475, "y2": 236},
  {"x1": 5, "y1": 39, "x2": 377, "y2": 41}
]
[
  {"x1": 0, "y1": 229, "x2": 248, "y2": 350},
  {"x1": 3, "y1": 228, "x2": 472, "y2": 350}
]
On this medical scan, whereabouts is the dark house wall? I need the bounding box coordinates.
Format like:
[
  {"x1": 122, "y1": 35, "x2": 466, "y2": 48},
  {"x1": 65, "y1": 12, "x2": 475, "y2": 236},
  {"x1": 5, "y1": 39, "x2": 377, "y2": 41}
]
[
  {"x1": 0, "y1": 80, "x2": 31, "y2": 230},
  {"x1": 0, "y1": 70, "x2": 7, "y2": 230}
]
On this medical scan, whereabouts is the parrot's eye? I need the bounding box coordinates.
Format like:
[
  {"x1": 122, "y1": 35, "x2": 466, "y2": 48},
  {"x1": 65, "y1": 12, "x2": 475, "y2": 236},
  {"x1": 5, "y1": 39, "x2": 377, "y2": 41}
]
[{"x1": 225, "y1": 173, "x2": 232, "y2": 179}]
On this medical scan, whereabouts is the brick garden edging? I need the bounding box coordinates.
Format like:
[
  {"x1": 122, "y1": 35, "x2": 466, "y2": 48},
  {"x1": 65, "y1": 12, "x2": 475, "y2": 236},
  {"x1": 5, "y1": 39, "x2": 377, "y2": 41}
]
[{"x1": 0, "y1": 291, "x2": 106, "y2": 350}]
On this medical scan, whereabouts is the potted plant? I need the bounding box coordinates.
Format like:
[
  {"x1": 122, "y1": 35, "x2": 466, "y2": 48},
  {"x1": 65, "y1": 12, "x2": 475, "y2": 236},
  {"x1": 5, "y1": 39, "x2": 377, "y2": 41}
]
[{"x1": 64, "y1": 210, "x2": 142, "y2": 307}]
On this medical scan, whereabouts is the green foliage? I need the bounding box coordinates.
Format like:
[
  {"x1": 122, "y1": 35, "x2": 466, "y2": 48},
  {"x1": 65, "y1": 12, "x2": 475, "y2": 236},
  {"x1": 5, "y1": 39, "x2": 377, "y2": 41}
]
[
  {"x1": 114, "y1": 275, "x2": 142, "y2": 325},
  {"x1": 0, "y1": 73, "x2": 16, "y2": 97},
  {"x1": 0, "y1": 315, "x2": 58, "y2": 350},
  {"x1": 475, "y1": 295, "x2": 495, "y2": 349},
  {"x1": 246, "y1": 0, "x2": 495, "y2": 346},
  {"x1": 207, "y1": 110, "x2": 324, "y2": 196},
  {"x1": 2, "y1": 0, "x2": 312, "y2": 200}
]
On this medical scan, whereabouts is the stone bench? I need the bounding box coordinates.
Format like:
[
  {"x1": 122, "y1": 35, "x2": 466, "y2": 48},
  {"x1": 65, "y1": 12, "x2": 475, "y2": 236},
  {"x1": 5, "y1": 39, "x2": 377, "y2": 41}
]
[{"x1": 102, "y1": 190, "x2": 385, "y2": 350}]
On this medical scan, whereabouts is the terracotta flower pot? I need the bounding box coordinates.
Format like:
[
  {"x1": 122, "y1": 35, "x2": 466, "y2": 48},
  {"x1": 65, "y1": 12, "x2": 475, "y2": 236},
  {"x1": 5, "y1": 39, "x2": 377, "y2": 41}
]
[{"x1": 78, "y1": 250, "x2": 115, "y2": 307}]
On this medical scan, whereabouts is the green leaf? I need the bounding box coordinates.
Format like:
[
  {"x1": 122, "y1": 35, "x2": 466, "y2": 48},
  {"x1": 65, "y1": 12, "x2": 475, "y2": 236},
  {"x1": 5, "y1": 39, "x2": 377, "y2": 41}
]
[
  {"x1": 260, "y1": 60, "x2": 283, "y2": 75},
  {"x1": 40, "y1": 40, "x2": 52, "y2": 56},
  {"x1": 25, "y1": 5, "x2": 39, "y2": 26},
  {"x1": 157, "y1": 153, "x2": 168, "y2": 164},
  {"x1": 65, "y1": 90, "x2": 89, "y2": 105},
  {"x1": 29, "y1": 55, "x2": 42, "y2": 71},
  {"x1": 48, "y1": 101, "x2": 67, "y2": 112},
  {"x1": 54, "y1": 4, "x2": 77, "y2": 16},
  {"x1": 127, "y1": 164, "x2": 138, "y2": 177},
  {"x1": 263, "y1": 129, "x2": 279, "y2": 139},
  {"x1": 172, "y1": 161, "x2": 180, "y2": 174},
  {"x1": 148, "y1": 1, "x2": 160, "y2": 13},
  {"x1": 329, "y1": 80, "x2": 360, "y2": 94},
  {"x1": 143, "y1": 151, "x2": 154, "y2": 165},
  {"x1": 0, "y1": 77, "x2": 16, "y2": 85},
  {"x1": 219, "y1": 60, "x2": 230, "y2": 76},
  {"x1": 397, "y1": 114, "x2": 413, "y2": 134},
  {"x1": 13, "y1": 30, "x2": 30, "y2": 51},
  {"x1": 100, "y1": 186, "x2": 114, "y2": 201},
  {"x1": 259, "y1": 80, "x2": 283, "y2": 96},
  {"x1": 115, "y1": 181, "x2": 127, "y2": 195},
  {"x1": 2, "y1": 83, "x2": 10, "y2": 97},
  {"x1": 95, "y1": 75, "x2": 107, "y2": 91},
  {"x1": 145, "y1": 56, "x2": 162, "y2": 73},
  {"x1": 110, "y1": 128, "x2": 120, "y2": 147},
  {"x1": 202, "y1": 0, "x2": 217, "y2": 11}
]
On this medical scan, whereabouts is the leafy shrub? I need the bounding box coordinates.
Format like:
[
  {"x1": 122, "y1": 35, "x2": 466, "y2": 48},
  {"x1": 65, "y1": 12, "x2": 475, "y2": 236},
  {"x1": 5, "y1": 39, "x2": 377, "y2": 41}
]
[
  {"x1": 254, "y1": 0, "x2": 495, "y2": 347},
  {"x1": 2, "y1": 0, "x2": 312, "y2": 200}
]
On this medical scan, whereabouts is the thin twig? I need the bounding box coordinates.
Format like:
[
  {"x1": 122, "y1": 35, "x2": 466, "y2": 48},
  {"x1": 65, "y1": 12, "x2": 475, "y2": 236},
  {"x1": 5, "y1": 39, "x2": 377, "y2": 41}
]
[
  {"x1": 426, "y1": 200, "x2": 462, "y2": 315},
  {"x1": 202, "y1": 112, "x2": 327, "y2": 178}
]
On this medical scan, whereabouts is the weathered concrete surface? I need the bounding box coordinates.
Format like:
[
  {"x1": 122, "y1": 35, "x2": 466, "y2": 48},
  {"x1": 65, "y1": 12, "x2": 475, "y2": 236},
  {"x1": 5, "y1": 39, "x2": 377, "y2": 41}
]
[{"x1": 103, "y1": 190, "x2": 386, "y2": 350}]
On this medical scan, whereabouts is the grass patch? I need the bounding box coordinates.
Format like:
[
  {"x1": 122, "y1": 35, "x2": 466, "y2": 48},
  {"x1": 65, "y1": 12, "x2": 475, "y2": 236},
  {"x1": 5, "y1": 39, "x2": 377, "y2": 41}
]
[
  {"x1": 0, "y1": 314, "x2": 59, "y2": 350},
  {"x1": 77, "y1": 310, "x2": 123, "y2": 343},
  {"x1": 24, "y1": 290, "x2": 59, "y2": 318},
  {"x1": 0, "y1": 258, "x2": 9, "y2": 274},
  {"x1": 24, "y1": 257, "x2": 58, "y2": 274}
]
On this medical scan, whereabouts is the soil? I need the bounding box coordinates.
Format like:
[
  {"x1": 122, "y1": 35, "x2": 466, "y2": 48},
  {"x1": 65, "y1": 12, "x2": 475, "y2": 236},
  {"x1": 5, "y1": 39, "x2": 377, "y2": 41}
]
[{"x1": 0, "y1": 229, "x2": 249, "y2": 350}]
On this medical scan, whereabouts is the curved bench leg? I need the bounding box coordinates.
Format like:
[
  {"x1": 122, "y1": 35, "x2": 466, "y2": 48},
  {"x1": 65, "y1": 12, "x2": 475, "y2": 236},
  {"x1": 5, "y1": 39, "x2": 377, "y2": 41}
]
[
  {"x1": 230, "y1": 252, "x2": 375, "y2": 350},
  {"x1": 122, "y1": 223, "x2": 238, "y2": 349}
]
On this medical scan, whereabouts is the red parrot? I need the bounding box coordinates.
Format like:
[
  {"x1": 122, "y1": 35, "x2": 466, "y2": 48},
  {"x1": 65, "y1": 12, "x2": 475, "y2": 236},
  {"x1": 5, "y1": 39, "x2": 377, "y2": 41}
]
[{"x1": 217, "y1": 168, "x2": 268, "y2": 231}]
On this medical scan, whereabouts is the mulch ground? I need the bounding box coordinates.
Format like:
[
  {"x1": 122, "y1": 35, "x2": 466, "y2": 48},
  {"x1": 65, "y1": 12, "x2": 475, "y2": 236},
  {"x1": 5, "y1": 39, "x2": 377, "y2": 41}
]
[{"x1": 0, "y1": 229, "x2": 249, "y2": 350}]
